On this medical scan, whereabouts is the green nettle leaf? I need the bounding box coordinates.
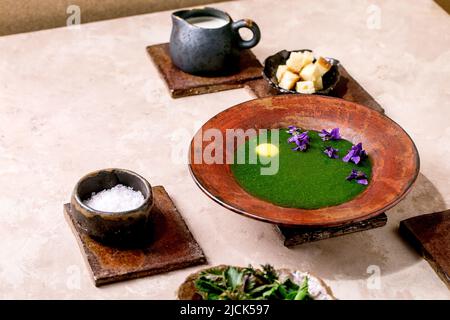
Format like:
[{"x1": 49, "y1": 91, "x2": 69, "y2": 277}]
[
  {"x1": 294, "y1": 277, "x2": 310, "y2": 300},
  {"x1": 262, "y1": 264, "x2": 278, "y2": 282},
  {"x1": 249, "y1": 283, "x2": 276, "y2": 296},
  {"x1": 261, "y1": 283, "x2": 280, "y2": 298},
  {"x1": 277, "y1": 284, "x2": 288, "y2": 298},
  {"x1": 226, "y1": 267, "x2": 244, "y2": 290},
  {"x1": 195, "y1": 278, "x2": 223, "y2": 294},
  {"x1": 202, "y1": 267, "x2": 223, "y2": 276},
  {"x1": 285, "y1": 291, "x2": 298, "y2": 300},
  {"x1": 206, "y1": 293, "x2": 221, "y2": 300},
  {"x1": 283, "y1": 278, "x2": 299, "y2": 290}
]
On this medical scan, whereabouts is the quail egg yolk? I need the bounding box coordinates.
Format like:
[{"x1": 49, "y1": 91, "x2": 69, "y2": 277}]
[{"x1": 255, "y1": 143, "x2": 279, "y2": 157}]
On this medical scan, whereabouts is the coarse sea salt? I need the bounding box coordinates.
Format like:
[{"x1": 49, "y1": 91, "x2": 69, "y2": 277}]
[{"x1": 83, "y1": 184, "x2": 145, "y2": 213}]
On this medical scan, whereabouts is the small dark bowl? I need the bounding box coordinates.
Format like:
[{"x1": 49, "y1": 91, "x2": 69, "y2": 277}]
[
  {"x1": 71, "y1": 168, "x2": 153, "y2": 246},
  {"x1": 263, "y1": 49, "x2": 340, "y2": 95}
]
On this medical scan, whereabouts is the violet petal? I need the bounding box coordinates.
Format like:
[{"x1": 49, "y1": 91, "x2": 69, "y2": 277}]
[
  {"x1": 324, "y1": 146, "x2": 339, "y2": 159},
  {"x1": 343, "y1": 142, "x2": 367, "y2": 164},
  {"x1": 289, "y1": 131, "x2": 310, "y2": 152},
  {"x1": 346, "y1": 169, "x2": 369, "y2": 185},
  {"x1": 330, "y1": 128, "x2": 341, "y2": 140},
  {"x1": 356, "y1": 178, "x2": 368, "y2": 185},
  {"x1": 287, "y1": 126, "x2": 301, "y2": 135},
  {"x1": 319, "y1": 128, "x2": 341, "y2": 141}
]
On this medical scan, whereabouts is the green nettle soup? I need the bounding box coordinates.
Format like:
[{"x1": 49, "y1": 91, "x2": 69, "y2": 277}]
[{"x1": 230, "y1": 130, "x2": 372, "y2": 209}]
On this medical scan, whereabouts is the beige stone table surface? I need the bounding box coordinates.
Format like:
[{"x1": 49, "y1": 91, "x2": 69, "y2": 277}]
[{"x1": 0, "y1": 0, "x2": 449, "y2": 299}]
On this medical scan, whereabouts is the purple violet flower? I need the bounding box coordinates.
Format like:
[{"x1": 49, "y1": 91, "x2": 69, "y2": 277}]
[
  {"x1": 319, "y1": 128, "x2": 341, "y2": 141},
  {"x1": 287, "y1": 126, "x2": 301, "y2": 135},
  {"x1": 324, "y1": 146, "x2": 339, "y2": 159},
  {"x1": 346, "y1": 169, "x2": 369, "y2": 185},
  {"x1": 288, "y1": 131, "x2": 310, "y2": 151},
  {"x1": 342, "y1": 142, "x2": 367, "y2": 164}
]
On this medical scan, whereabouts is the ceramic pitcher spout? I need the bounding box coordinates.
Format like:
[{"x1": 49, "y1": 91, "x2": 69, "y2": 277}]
[
  {"x1": 171, "y1": 10, "x2": 192, "y2": 38},
  {"x1": 171, "y1": 9, "x2": 190, "y2": 25}
]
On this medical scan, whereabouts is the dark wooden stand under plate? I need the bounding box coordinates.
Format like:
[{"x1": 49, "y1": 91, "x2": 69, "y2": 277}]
[
  {"x1": 277, "y1": 213, "x2": 387, "y2": 247},
  {"x1": 64, "y1": 186, "x2": 207, "y2": 286}
]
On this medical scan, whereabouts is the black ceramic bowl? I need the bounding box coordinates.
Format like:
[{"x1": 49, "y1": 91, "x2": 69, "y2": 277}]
[
  {"x1": 263, "y1": 49, "x2": 340, "y2": 95},
  {"x1": 71, "y1": 168, "x2": 153, "y2": 246}
]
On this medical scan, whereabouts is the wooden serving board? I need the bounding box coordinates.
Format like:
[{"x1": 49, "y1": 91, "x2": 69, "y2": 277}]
[
  {"x1": 65, "y1": 185, "x2": 207, "y2": 286},
  {"x1": 147, "y1": 43, "x2": 263, "y2": 98},
  {"x1": 147, "y1": 42, "x2": 385, "y2": 115},
  {"x1": 246, "y1": 67, "x2": 384, "y2": 114},
  {"x1": 399, "y1": 210, "x2": 450, "y2": 289},
  {"x1": 434, "y1": 0, "x2": 450, "y2": 14}
]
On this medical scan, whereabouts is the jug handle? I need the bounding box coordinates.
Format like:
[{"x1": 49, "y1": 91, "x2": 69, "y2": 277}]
[{"x1": 231, "y1": 19, "x2": 261, "y2": 49}]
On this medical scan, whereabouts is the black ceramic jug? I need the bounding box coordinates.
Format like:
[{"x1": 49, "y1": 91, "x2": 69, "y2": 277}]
[{"x1": 169, "y1": 7, "x2": 261, "y2": 75}]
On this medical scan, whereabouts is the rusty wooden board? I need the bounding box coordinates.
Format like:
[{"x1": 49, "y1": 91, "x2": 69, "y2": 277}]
[
  {"x1": 147, "y1": 42, "x2": 385, "y2": 115},
  {"x1": 246, "y1": 66, "x2": 385, "y2": 114},
  {"x1": 399, "y1": 210, "x2": 450, "y2": 289},
  {"x1": 434, "y1": 0, "x2": 450, "y2": 14},
  {"x1": 277, "y1": 213, "x2": 387, "y2": 247},
  {"x1": 147, "y1": 43, "x2": 263, "y2": 98},
  {"x1": 64, "y1": 185, "x2": 207, "y2": 286}
]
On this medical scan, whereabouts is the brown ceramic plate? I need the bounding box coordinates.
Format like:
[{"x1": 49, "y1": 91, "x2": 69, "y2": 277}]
[{"x1": 189, "y1": 95, "x2": 419, "y2": 227}]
